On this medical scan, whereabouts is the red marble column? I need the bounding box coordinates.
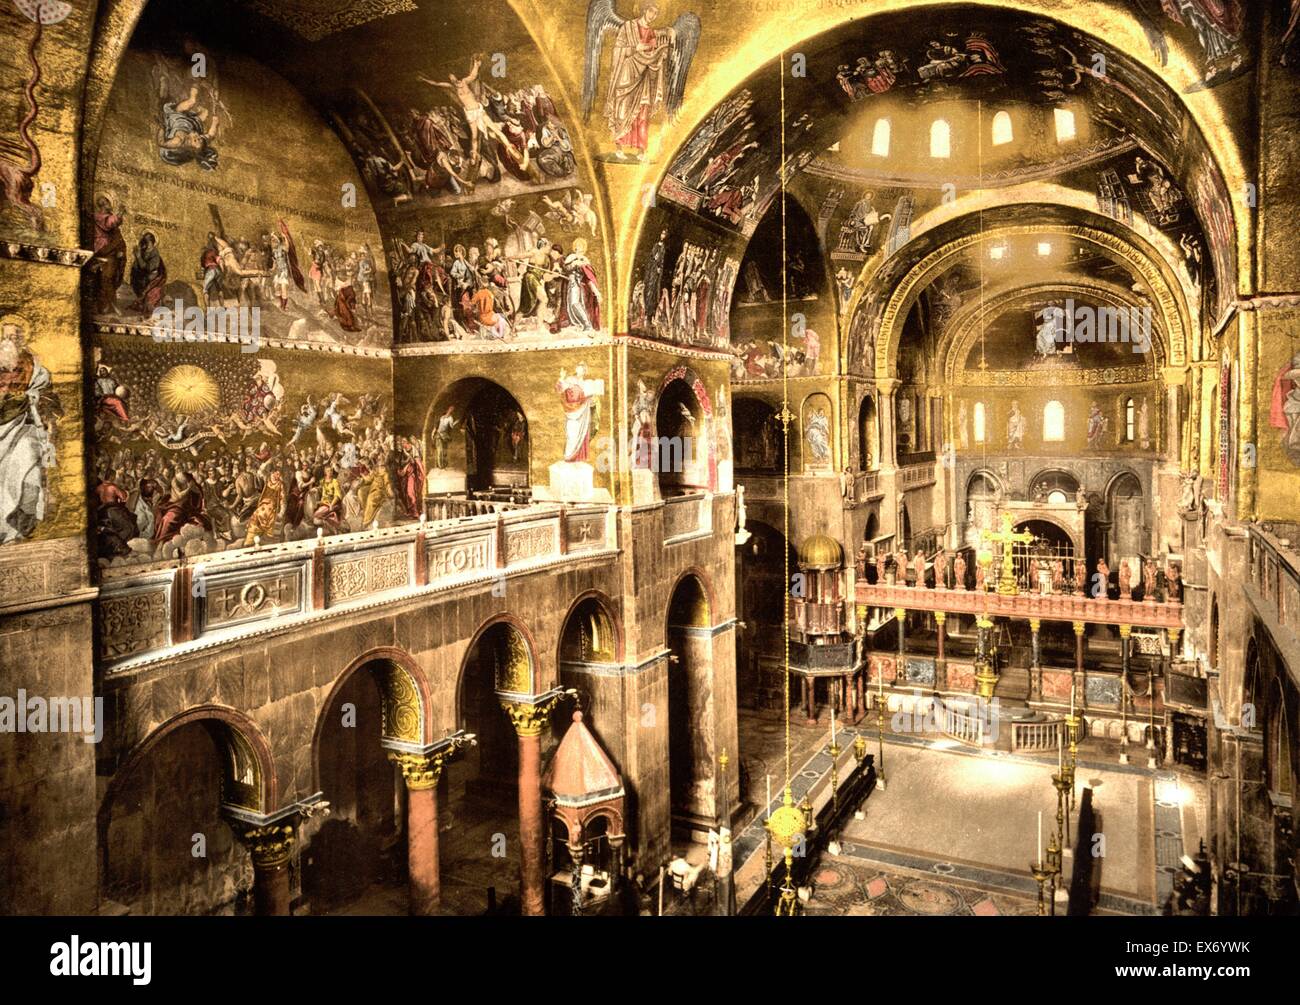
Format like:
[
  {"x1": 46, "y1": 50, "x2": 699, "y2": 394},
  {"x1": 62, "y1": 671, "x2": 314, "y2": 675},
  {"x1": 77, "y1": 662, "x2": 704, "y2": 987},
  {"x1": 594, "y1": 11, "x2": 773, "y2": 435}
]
[
  {"x1": 517, "y1": 729, "x2": 545, "y2": 916},
  {"x1": 391, "y1": 752, "x2": 444, "y2": 915},
  {"x1": 502, "y1": 702, "x2": 550, "y2": 917}
]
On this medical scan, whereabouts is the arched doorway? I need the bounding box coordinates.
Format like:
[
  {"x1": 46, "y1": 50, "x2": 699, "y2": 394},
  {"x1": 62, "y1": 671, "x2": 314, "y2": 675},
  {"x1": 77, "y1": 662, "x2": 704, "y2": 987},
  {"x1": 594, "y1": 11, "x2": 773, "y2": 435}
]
[
  {"x1": 1014, "y1": 518, "x2": 1076, "y2": 588},
  {"x1": 99, "y1": 710, "x2": 273, "y2": 916},
  {"x1": 441, "y1": 620, "x2": 535, "y2": 913},
  {"x1": 964, "y1": 471, "x2": 1000, "y2": 549},
  {"x1": 858, "y1": 394, "x2": 878, "y2": 470},
  {"x1": 1106, "y1": 472, "x2": 1146, "y2": 567},
  {"x1": 666, "y1": 574, "x2": 716, "y2": 842},
  {"x1": 655, "y1": 377, "x2": 713, "y2": 497},
  {"x1": 426, "y1": 378, "x2": 530, "y2": 501},
  {"x1": 307, "y1": 665, "x2": 400, "y2": 912},
  {"x1": 557, "y1": 595, "x2": 622, "y2": 715}
]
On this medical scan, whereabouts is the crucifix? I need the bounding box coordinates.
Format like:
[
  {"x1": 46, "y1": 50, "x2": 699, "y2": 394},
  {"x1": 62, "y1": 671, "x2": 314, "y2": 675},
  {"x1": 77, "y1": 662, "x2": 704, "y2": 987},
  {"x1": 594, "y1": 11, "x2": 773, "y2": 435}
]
[{"x1": 981, "y1": 512, "x2": 1035, "y2": 596}]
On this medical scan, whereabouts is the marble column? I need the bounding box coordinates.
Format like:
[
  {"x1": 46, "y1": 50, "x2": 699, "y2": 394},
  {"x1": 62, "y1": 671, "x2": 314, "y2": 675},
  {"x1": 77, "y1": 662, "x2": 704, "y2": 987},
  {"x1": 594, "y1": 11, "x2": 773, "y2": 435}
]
[
  {"x1": 934, "y1": 611, "x2": 947, "y2": 691},
  {"x1": 1029, "y1": 618, "x2": 1041, "y2": 701},
  {"x1": 1119, "y1": 624, "x2": 1132, "y2": 764},
  {"x1": 235, "y1": 823, "x2": 295, "y2": 917},
  {"x1": 501, "y1": 701, "x2": 553, "y2": 916},
  {"x1": 390, "y1": 751, "x2": 446, "y2": 915}
]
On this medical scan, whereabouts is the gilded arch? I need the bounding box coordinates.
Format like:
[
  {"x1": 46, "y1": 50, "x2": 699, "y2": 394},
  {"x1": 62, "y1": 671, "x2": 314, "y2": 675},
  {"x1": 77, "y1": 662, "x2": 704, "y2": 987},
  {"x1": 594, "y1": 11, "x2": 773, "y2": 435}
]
[
  {"x1": 872, "y1": 223, "x2": 1191, "y2": 385},
  {"x1": 943, "y1": 281, "x2": 1169, "y2": 388}
]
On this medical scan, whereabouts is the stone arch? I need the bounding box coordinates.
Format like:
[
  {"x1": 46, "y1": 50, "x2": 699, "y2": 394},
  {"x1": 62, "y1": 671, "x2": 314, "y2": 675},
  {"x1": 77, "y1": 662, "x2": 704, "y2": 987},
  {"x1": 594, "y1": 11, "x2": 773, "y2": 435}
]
[
  {"x1": 616, "y1": 3, "x2": 1247, "y2": 332},
  {"x1": 665, "y1": 567, "x2": 714, "y2": 635},
  {"x1": 942, "y1": 279, "x2": 1169, "y2": 387},
  {"x1": 459, "y1": 614, "x2": 540, "y2": 705},
  {"x1": 557, "y1": 590, "x2": 625, "y2": 666},
  {"x1": 312, "y1": 647, "x2": 433, "y2": 788},
  {"x1": 654, "y1": 365, "x2": 717, "y2": 495},
  {"x1": 308, "y1": 647, "x2": 432, "y2": 911},
  {"x1": 97, "y1": 704, "x2": 277, "y2": 914},
  {"x1": 423, "y1": 377, "x2": 532, "y2": 498},
  {"x1": 870, "y1": 221, "x2": 1191, "y2": 384}
]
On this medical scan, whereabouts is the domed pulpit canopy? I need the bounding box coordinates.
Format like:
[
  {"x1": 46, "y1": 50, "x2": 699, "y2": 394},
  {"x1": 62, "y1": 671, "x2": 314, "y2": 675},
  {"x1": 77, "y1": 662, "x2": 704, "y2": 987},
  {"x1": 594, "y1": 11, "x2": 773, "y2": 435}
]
[
  {"x1": 543, "y1": 711, "x2": 626, "y2": 853},
  {"x1": 798, "y1": 534, "x2": 844, "y2": 571}
]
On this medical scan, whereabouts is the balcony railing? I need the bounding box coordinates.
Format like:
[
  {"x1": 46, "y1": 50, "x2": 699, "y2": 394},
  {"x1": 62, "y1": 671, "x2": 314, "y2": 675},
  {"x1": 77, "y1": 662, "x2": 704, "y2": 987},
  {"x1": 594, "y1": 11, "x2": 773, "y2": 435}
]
[
  {"x1": 1247, "y1": 524, "x2": 1300, "y2": 662},
  {"x1": 97, "y1": 502, "x2": 618, "y2": 670}
]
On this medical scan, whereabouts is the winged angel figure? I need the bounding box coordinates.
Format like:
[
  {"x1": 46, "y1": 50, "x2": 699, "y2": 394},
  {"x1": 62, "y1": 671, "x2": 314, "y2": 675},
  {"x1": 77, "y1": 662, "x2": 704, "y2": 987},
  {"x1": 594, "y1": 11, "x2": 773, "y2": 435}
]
[{"x1": 582, "y1": 1, "x2": 701, "y2": 163}]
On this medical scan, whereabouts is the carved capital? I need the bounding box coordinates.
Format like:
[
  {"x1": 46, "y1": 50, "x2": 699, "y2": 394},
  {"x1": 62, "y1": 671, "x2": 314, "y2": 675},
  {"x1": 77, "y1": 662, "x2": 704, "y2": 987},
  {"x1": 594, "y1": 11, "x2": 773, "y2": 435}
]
[
  {"x1": 934, "y1": 611, "x2": 946, "y2": 626},
  {"x1": 1029, "y1": 618, "x2": 1041, "y2": 633},
  {"x1": 1119, "y1": 624, "x2": 1132, "y2": 639},
  {"x1": 501, "y1": 697, "x2": 559, "y2": 737},
  {"x1": 389, "y1": 751, "x2": 445, "y2": 791},
  {"x1": 1073, "y1": 620, "x2": 1086, "y2": 636},
  {"x1": 235, "y1": 823, "x2": 295, "y2": 870}
]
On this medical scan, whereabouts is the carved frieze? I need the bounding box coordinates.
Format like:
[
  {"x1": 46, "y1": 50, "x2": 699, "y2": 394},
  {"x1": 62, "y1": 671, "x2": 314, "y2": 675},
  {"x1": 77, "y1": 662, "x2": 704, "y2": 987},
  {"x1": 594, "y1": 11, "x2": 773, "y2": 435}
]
[{"x1": 99, "y1": 589, "x2": 169, "y2": 662}]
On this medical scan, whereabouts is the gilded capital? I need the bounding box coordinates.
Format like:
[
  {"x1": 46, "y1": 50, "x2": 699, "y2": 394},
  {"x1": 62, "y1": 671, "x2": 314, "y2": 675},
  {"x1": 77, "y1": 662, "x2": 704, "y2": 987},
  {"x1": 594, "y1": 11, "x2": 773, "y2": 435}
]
[
  {"x1": 389, "y1": 751, "x2": 444, "y2": 791},
  {"x1": 500, "y1": 699, "x2": 554, "y2": 737},
  {"x1": 934, "y1": 611, "x2": 946, "y2": 626},
  {"x1": 236, "y1": 823, "x2": 295, "y2": 870},
  {"x1": 1119, "y1": 624, "x2": 1132, "y2": 639},
  {"x1": 1073, "y1": 620, "x2": 1086, "y2": 636},
  {"x1": 1029, "y1": 618, "x2": 1040, "y2": 632}
]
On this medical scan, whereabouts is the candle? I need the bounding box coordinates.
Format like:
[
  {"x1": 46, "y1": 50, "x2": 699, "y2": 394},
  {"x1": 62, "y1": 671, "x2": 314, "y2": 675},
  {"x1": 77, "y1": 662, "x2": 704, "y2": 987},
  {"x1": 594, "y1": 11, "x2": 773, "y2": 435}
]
[
  {"x1": 832, "y1": 709, "x2": 837, "y2": 746},
  {"x1": 1058, "y1": 730, "x2": 1064, "y2": 771},
  {"x1": 1038, "y1": 810, "x2": 1043, "y2": 865},
  {"x1": 766, "y1": 775, "x2": 772, "y2": 818},
  {"x1": 1070, "y1": 674, "x2": 1076, "y2": 716}
]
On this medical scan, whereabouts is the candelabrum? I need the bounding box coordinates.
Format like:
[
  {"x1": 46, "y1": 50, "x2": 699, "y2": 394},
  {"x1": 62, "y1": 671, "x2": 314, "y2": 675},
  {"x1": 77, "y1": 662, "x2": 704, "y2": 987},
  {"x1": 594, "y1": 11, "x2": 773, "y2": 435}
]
[
  {"x1": 1030, "y1": 860, "x2": 1053, "y2": 916},
  {"x1": 1046, "y1": 830, "x2": 1063, "y2": 915},
  {"x1": 829, "y1": 739, "x2": 841, "y2": 815},
  {"x1": 1052, "y1": 771, "x2": 1072, "y2": 851},
  {"x1": 875, "y1": 687, "x2": 887, "y2": 788}
]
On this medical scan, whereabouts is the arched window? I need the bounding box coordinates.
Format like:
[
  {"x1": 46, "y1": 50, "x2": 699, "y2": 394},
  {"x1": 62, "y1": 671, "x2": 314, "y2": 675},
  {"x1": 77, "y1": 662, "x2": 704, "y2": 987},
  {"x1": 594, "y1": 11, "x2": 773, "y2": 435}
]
[
  {"x1": 930, "y1": 118, "x2": 951, "y2": 159},
  {"x1": 973, "y1": 401, "x2": 986, "y2": 443},
  {"x1": 1054, "y1": 107, "x2": 1076, "y2": 143},
  {"x1": 1043, "y1": 400, "x2": 1065, "y2": 442},
  {"x1": 1125, "y1": 397, "x2": 1136, "y2": 442},
  {"x1": 991, "y1": 110, "x2": 1013, "y2": 146},
  {"x1": 871, "y1": 117, "x2": 891, "y2": 157}
]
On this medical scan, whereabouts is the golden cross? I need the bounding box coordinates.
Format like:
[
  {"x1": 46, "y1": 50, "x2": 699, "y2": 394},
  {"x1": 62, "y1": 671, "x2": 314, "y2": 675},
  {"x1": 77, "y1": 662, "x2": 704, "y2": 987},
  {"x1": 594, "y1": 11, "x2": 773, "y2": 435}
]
[{"x1": 981, "y1": 512, "x2": 1035, "y2": 595}]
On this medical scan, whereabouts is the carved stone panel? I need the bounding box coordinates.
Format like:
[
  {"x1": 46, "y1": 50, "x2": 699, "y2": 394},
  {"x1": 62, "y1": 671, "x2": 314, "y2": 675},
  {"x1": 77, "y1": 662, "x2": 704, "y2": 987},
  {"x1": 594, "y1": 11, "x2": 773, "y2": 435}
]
[
  {"x1": 505, "y1": 523, "x2": 557, "y2": 564},
  {"x1": 426, "y1": 534, "x2": 492, "y2": 581},
  {"x1": 202, "y1": 569, "x2": 304, "y2": 632},
  {"x1": 326, "y1": 549, "x2": 411, "y2": 605},
  {"x1": 99, "y1": 589, "x2": 169, "y2": 663}
]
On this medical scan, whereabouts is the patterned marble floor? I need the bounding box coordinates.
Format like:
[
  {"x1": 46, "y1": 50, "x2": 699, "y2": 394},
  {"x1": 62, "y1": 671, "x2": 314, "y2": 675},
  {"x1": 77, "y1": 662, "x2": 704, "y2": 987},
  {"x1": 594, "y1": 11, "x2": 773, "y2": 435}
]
[{"x1": 801, "y1": 855, "x2": 1039, "y2": 916}]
